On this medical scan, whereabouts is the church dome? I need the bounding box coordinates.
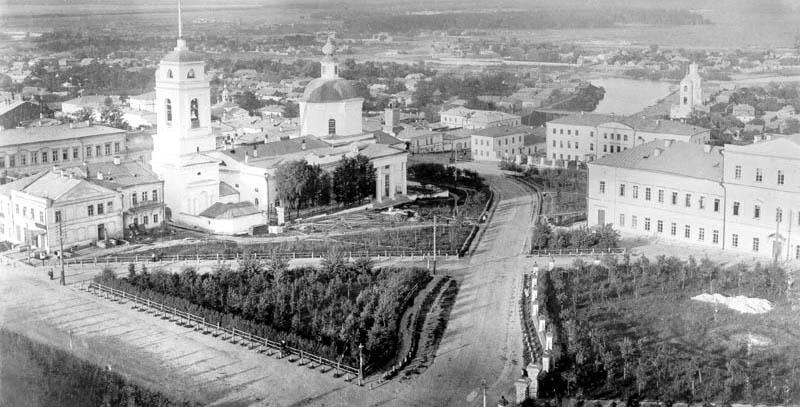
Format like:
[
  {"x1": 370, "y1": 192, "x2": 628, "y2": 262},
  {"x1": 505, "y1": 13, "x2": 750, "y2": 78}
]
[{"x1": 302, "y1": 77, "x2": 360, "y2": 103}]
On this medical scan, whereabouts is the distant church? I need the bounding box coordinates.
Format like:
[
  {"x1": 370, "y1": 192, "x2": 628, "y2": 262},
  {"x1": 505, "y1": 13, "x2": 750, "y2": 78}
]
[
  {"x1": 670, "y1": 63, "x2": 704, "y2": 120},
  {"x1": 149, "y1": 12, "x2": 408, "y2": 235}
]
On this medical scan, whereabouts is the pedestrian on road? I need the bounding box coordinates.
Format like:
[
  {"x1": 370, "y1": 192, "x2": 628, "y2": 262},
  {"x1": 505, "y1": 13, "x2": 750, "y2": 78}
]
[{"x1": 48, "y1": 268, "x2": 53, "y2": 280}]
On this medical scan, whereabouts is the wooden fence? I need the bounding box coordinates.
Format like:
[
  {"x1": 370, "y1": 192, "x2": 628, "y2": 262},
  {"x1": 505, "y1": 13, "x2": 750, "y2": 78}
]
[
  {"x1": 528, "y1": 247, "x2": 626, "y2": 257},
  {"x1": 77, "y1": 281, "x2": 361, "y2": 382},
  {"x1": 58, "y1": 249, "x2": 460, "y2": 268}
]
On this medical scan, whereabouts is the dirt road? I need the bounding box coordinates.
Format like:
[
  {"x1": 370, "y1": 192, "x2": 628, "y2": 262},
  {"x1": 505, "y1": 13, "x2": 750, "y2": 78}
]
[{"x1": 0, "y1": 166, "x2": 537, "y2": 406}]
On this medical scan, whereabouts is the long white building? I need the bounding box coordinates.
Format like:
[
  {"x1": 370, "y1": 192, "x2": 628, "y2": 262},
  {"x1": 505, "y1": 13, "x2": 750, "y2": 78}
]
[
  {"x1": 547, "y1": 113, "x2": 710, "y2": 163},
  {"x1": 588, "y1": 135, "x2": 800, "y2": 261}
]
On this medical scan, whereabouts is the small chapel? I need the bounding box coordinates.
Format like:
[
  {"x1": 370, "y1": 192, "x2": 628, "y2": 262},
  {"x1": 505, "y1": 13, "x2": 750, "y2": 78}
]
[{"x1": 149, "y1": 10, "x2": 408, "y2": 235}]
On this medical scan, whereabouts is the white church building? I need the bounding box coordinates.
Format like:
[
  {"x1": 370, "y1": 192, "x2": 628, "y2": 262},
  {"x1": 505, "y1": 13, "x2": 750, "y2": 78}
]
[
  {"x1": 149, "y1": 24, "x2": 408, "y2": 235},
  {"x1": 670, "y1": 63, "x2": 704, "y2": 120}
]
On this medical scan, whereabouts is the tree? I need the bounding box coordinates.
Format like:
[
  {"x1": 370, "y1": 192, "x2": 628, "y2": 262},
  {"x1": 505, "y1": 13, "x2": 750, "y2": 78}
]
[
  {"x1": 332, "y1": 155, "x2": 375, "y2": 205},
  {"x1": 100, "y1": 106, "x2": 129, "y2": 130},
  {"x1": 72, "y1": 106, "x2": 94, "y2": 123},
  {"x1": 275, "y1": 160, "x2": 313, "y2": 215},
  {"x1": 283, "y1": 101, "x2": 299, "y2": 118},
  {"x1": 531, "y1": 222, "x2": 552, "y2": 250},
  {"x1": 236, "y1": 90, "x2": 265, "y2": 116}
]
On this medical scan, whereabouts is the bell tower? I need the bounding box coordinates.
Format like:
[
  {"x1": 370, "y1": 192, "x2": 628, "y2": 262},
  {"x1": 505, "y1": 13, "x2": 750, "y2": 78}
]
[{"x1": 151, "y1": 0, "x2": 214, "y2": 169}]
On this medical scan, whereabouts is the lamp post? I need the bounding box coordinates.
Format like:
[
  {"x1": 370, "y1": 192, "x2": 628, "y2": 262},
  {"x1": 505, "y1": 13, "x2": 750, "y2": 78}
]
[
  {"x1": 264, "y1": 172, "x2": 271, "y2": 227},
  {"x1": 57, "y1": 210, "x2": 65, "y2": 285},
  {"x1": 358, "y1": 343, "x2": 364, "y2": 386},
  {"x1": 432, "y1": 215, "x2": 437, "y2": 275}
]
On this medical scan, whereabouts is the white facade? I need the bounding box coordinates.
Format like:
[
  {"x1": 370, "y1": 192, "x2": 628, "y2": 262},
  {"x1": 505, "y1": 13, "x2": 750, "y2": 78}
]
[
  {"x1": 724, "y1": 137, "x2": 800, "y2": 261},
  {"x1": 470, "y1": 127, "x2": 527, "y2": 162},
  {"x1": 546, "y1": 113, "x2": 711, "y2": 163},
  {"x1": 588, "y1": 136, "x2": 800, "y2": 262}
]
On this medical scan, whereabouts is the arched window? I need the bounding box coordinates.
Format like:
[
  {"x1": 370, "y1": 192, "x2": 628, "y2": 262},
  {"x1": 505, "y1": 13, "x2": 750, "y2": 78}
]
[
  {"x1": 187, "y1": 69, "x2": 195, "y2": 79},
  {"x1": 166, "y1": 69, "x2": 173, "y2": 79},
  {"x1": 683, "y1": 97, "x2": 688, "y2": 105},
  {"x1": 328, "y1": 119, "x2": 336, "y2": 135},
  {"x1": 683, "y1": 85, "x2": 688, "y2": 92},
  {"x1": 165, "y1": 98, "x2": 172, "y2": 124},
  {"x1": 254, "y1": 198, "x2": 259, "y2": 207},
  {"x1": 190, "y1": 98, "x2": 199, "y2": 128}
]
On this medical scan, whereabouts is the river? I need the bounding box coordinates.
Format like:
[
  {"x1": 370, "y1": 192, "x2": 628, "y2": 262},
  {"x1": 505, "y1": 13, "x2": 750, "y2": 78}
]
[{"x1": 590, "y1": 77, "x2": 675, "y2": 116}]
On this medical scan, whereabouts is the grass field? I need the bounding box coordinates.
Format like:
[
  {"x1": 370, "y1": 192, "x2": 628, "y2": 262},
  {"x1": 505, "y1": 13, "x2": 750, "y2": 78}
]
[
  {"x1": 538, "y1": 256, "x2": 800, "y2": 404},
  {"x1": 0, "y1": 329, "x2": 195, "y2": 407}
]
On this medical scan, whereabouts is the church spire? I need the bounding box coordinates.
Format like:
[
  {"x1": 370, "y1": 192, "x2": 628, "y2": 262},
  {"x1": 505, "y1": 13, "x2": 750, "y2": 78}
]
[
  {"x1": 178, "y1": 0, "x2": 183, "y2": 38},
  {"x1": 175, "y1": 0, "x2": 187, "y2": 50}
]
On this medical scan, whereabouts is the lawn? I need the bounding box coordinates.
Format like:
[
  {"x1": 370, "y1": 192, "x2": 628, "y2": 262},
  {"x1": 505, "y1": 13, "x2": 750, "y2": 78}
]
[
  {"x1": 0, "y1": 329, "x2": 195, "y2": 407},
  {"x1": 537, "y1": 256, "x2": 800, "y2": 404}
]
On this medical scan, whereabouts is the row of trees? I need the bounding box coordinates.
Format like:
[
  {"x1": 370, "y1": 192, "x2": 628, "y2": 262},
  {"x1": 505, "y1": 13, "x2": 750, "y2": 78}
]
[
  {"x1": 537, "y1": 256, "x2": 797, "y2": 404},
  {"x1": 0, "y1": 329, "x2": 195, "y2": 406},
  {"x1": 100, "y1": 253, "x2": 430, "y2": 369},
  {"x1": 274, "y1": 155, "x2": 375, "y2": 216},
  {"x1": 531, "y1": 223, "x2": 619, "y2": 251}
]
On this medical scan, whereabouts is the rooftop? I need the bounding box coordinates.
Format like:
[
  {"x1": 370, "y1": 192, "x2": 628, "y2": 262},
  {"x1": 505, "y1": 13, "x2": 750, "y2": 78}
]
[
  {"x1": 550, "y1": 113, "x2": 709, "y2": 136},
  {"x1": 0, "y1": 123, "x2": 125, "y2": 148},
  {"x1": 222, "y1": 136, "x2": 329, "y2": 162},
  {"x1": 473, "y1": 125, "x2": 535, "y2": 138},
  {"x1": 199, "y1": 201, "x2": 260, "y2": 219},
  {"x1": 591, "y1": 140, "x2": 722, "y2": 181},
  {"x1": 302, "y1": 78, "x2": 361, "y2": 103},
  {"x1": 81, "y1": 160, "x2": 161, "y2": 189}
]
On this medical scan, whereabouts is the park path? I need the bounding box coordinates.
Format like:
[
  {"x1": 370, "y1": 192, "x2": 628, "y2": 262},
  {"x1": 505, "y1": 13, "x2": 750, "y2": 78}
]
[{"x1": 0, "y1": 164, "x2": 537, "y2": 407}]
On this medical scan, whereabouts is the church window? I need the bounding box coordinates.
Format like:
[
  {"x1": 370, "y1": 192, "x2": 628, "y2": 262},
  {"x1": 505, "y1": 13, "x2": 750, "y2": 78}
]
[
  {"x1": 684, "y1": 85, "x2": 688, "y2": 92},
  {"x1": 165, "y1": 99, "x2": 172, "y2": 124},
  {"x1": 328, "y1": 119, "x2": 336, "y2": 135},
  {"x1": 683, "y1": 97, "x2": 688, "y2": 105},
  {"x1": 190, "y1": 98, "x2": 199, "y2": 128},
  {"x1": 187, "y1": 69, "x2": 195, "y2": 79},
  {"x1": 166, "y1": 69, "x2": 173, "y2": 79}
]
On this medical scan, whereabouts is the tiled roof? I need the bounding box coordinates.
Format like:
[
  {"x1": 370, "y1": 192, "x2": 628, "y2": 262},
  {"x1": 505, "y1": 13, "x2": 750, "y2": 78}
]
[
  {"x1": 81, "y1": 160, "x2": 160, "y2": 189},
  {"x1": 591, "y1": 140, "x2": 722, "y2": 181},
  {"x1": 199, "y1": 201, "x2": 260, "y2": 219},
  {"x1": 222, "y1": 136, "x2": 329, "y2": 162},
  {"x1": 0, "y1": 123, "x2": 125, "y2": 148}
]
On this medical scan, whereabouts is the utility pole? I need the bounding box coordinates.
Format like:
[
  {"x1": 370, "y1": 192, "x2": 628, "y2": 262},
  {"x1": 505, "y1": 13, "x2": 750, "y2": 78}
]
[
  {"x1": 58, "y1": 211, "x2": 65, "y2": 285},
  {"x1": 265, "y1": 173, "x2": 271, "y2": 227},
  {"x1": 432, "y1": 215, "x2": 437, "y2": 275},
  {"x1": 358, "y1": 343, "x2": 364, "y2": 386}
]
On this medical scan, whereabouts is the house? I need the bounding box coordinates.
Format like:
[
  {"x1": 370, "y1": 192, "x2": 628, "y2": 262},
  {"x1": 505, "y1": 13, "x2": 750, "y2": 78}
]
[
  {"x1": 440, "y1": 107, "x2": 521, "y2": 130},
  {"x1": 0, "y1": 169, "x2": 124, "y2": 252},
  {"x1": 732, "y1": 104, "x2": 756, "y2": 124},
  {"x1": 470, "y1": 125, "x2": 533, "y2": 162},
  {"x1": 79, "y1": 158, "x2": 165, "y2": 237},
  {"x1": 0, "y1": 100, "x2": 42, "y2": 130}
]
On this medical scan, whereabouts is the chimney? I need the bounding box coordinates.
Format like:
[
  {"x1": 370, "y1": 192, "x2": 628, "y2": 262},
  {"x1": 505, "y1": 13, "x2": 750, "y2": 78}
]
[
  {"x1": 113, "y1": 156, "x2": 120, "y2": 165},
  {"x1": 703, "y1": 144, "x2": 712, "y2": 153},
  {"x1": 663, "y1": 139, "x2": 673, "y2": 148}
]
